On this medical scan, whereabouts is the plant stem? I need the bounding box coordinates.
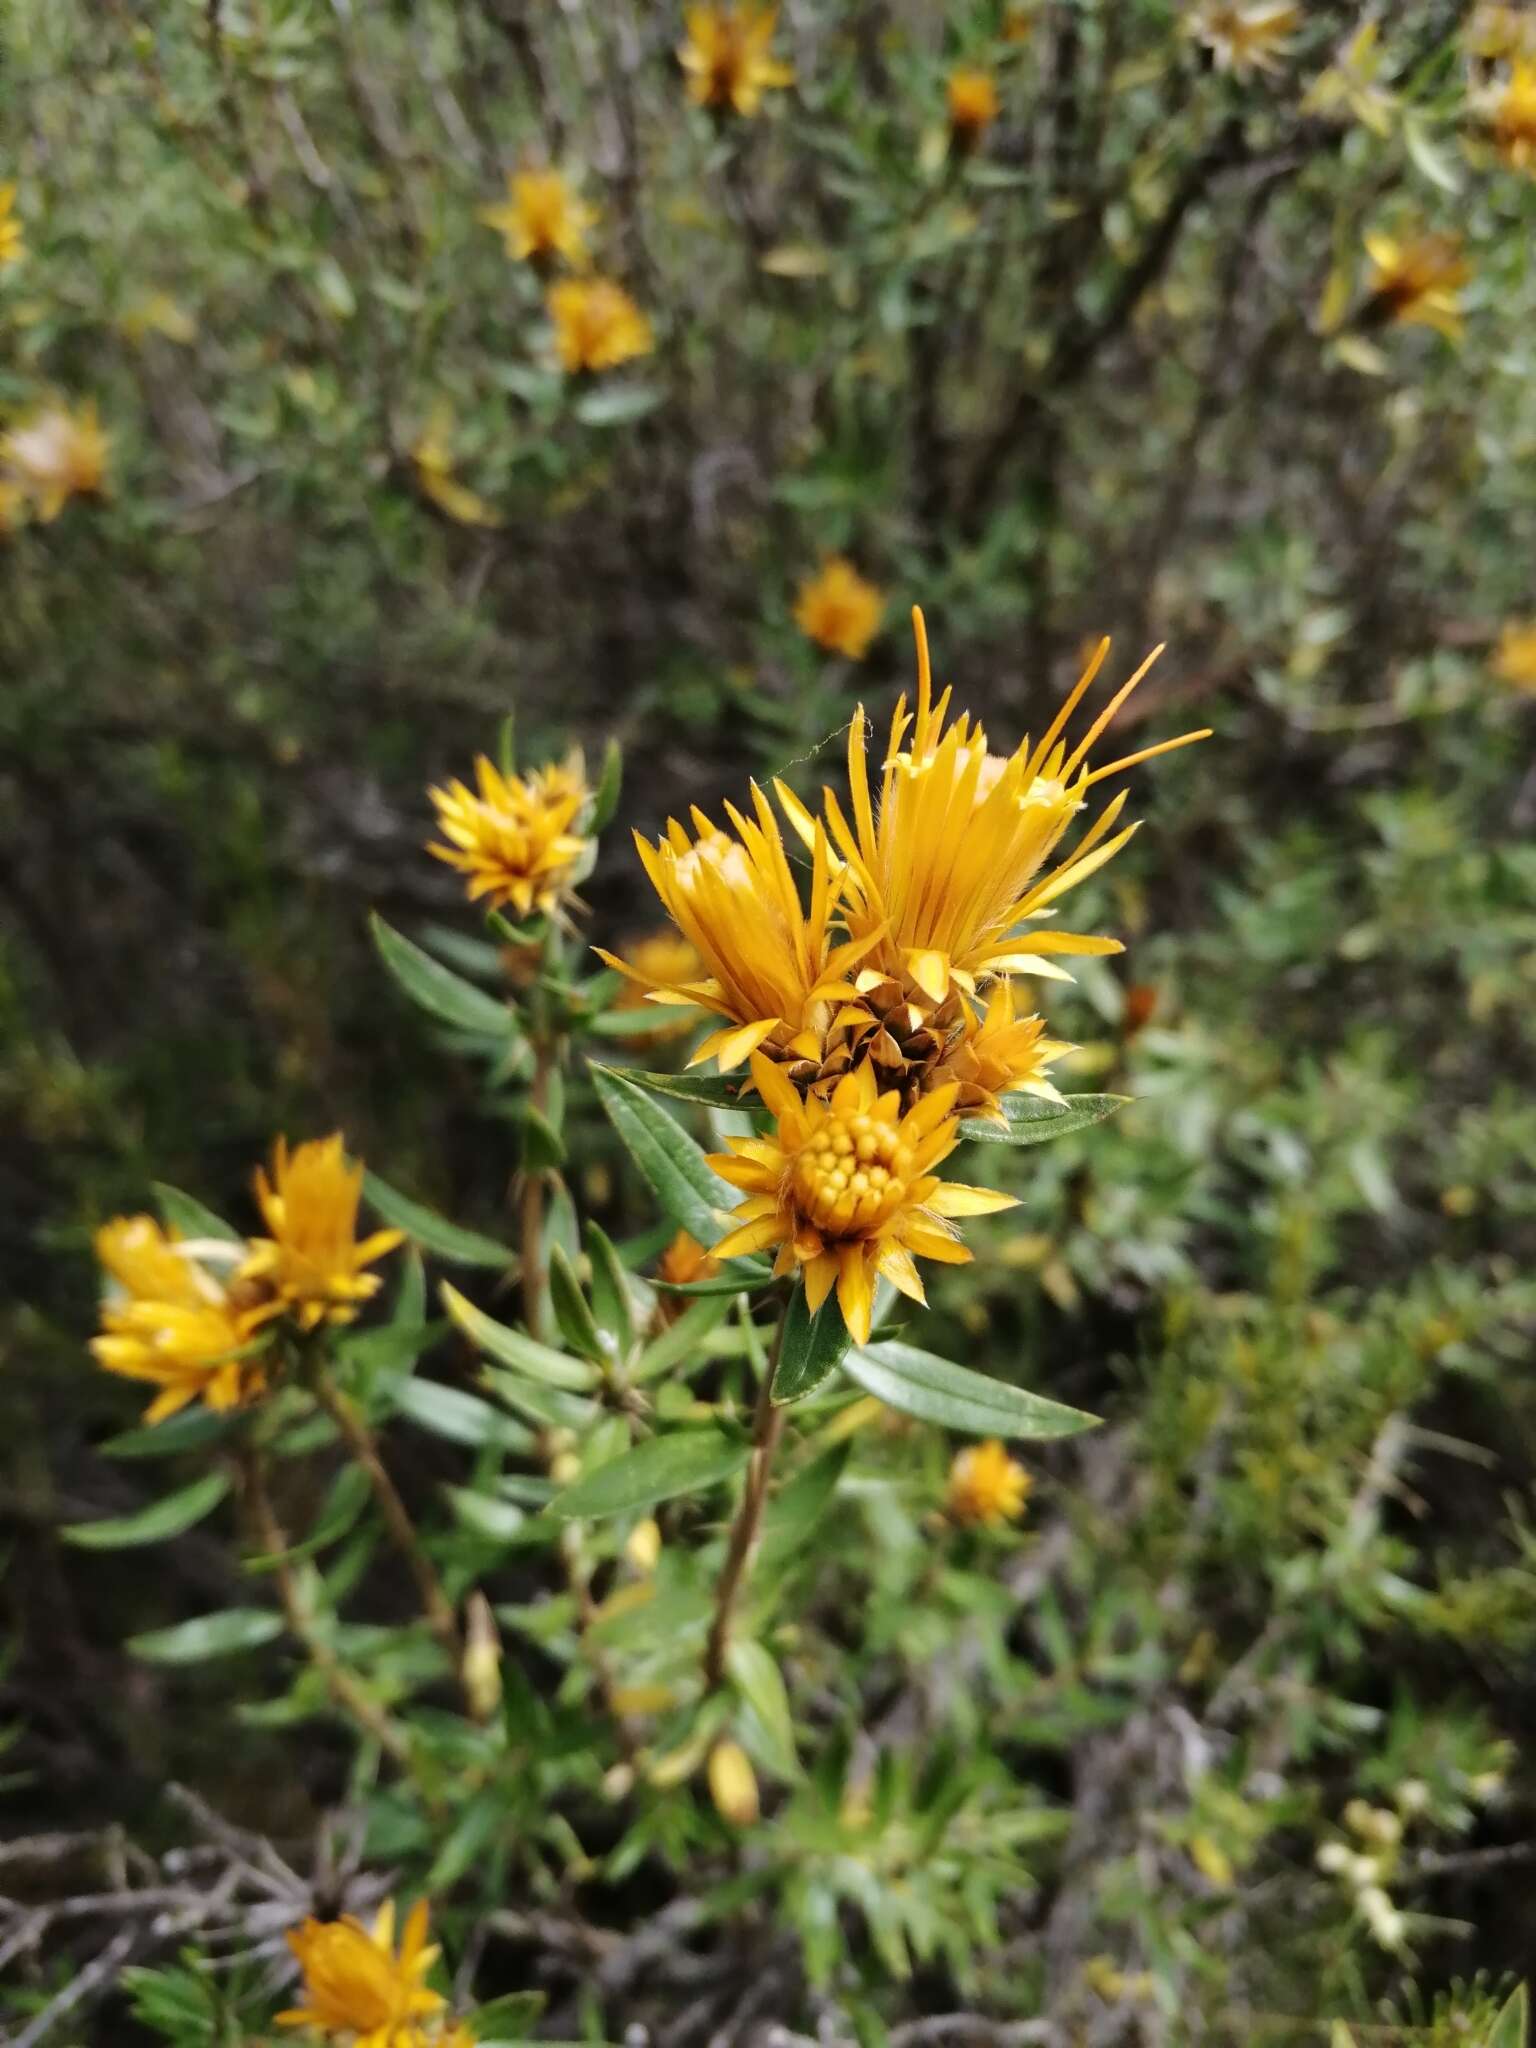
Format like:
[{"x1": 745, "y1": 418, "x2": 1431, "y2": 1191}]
[
  {"x1": 519, "y1": 1037, "x2": 555, "y2": 1342},
  {"x1": 703, "y1": 1303, "x2": 789, "y2": 1692},
  {"x1": 236, "y1": 1444, "x2": 412, "y2": 1766}
]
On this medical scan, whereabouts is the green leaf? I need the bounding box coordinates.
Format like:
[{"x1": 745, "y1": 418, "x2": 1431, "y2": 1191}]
[
  {"x1": 548, "y1": 1244, "x2": 607, "y2": 1366},
  {"x1": 363, "y1": 1172, "x2": 512, "y2": 1269},
  {"x1": 588, "y1": 1062, "x2": 745, "y2": 1256},
  {"x1": 128, "y1": 1608, "x2": 284, "y2": 1664},
  {"x1": 428, "y1": 1791, "x2": 504, "y2": 1891},
  {"x1": 727, "y1": 1638, "x2": 798, "y2": 1778},
  {"x1": 1403, "y1": 113, "x2": 1463, "y2": 195},
  {"x1": 573, "y1": 382, "x2": 664, "y2": 427},
  {"x1": 549, "y1": 1429, "x2": 751, "y2": 1520},
  {"x1": 843, "y1": 1342, "x2": 1099, "y2": 1440},
  {"x1": 101, "y1": 1408, "x2": 234, "y2": 1460},
  {"x1": 632, "y1": 1293, "x2": 733, "y2": 1383},
  {"x1": 959, "y1": 1093, "x2": 1129, "y2": 1145},
  {"x1": 586, "y1": 1006, "x2": 703, "y2": 1038},
  {"x1": 471, "y1": 1994, "x2": 547, "y2": 2039},
  {"x1": 521, "y1": 1101, "x2": 566, "y2": 1170},
  {"x1": 481, "y1": 1366, "x2": 595, "y2": 1435},
  {"x1": 585, "y1": 1221, "x2": 641, "y2": 1353},
  {"x1": 760, "y1": 1442, "x2": 849, "y2": 1566},
  {"x1": 151, "y1": 1183, "x2": 241, "y2": 1242},
  {"x1": 386, "y1": 1374, "x2": 536, "y2": 1451},
  {"x1": 589, "y1": 736, "x2": 623, "y2": 831},
  {"x1": 772, "y1": 1287, "x2": 852, "y2": 1405},
  {"x1": 440, "y1": 1282, "x2": 599, "y2": 1390},
  {"x1": 444, "y1": 1486, "x2": 528, "y2": 1542},
  {"x1": 604, "y1": 1068, "x2": 744, "y2": 1107},
  {"x1": 63, "y1": 1471, "x2": 231, "y2": 1549},
  {"x1": 244, "y1": 1464, "x2": 372, "y2": 1570},
  {"x1": 1488, "y1": 1986, "x2": 1529, "y2": 2048},
  {"x1": 371, "y1": 912, "x2": 515, "y2": 1037}
]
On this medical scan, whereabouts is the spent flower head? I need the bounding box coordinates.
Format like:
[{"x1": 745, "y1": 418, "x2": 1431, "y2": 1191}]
[
  {"x1": 428, "y1": 754, "x2": 590, "y2": 918},
  {"x1": 679, "y1": 6, "x2": 794, "y2": 117},
  {"x1": 91, "y1": 1216, "x2": 271, "y2": 1423},
  {"x1": 794, "y1": 557, "x2": 885, "y2": 661},
  {"x1": 240, "y1": 1134, "x2": 404, "y2": 1333}
]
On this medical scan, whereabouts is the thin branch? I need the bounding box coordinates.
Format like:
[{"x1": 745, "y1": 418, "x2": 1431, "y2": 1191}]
[{"x1": 704, "y1": 1306, "x2": 789, "y2": 1691}]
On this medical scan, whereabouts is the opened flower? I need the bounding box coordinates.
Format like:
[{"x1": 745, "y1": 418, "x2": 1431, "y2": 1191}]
[
  {"x1": 3, "y1": 400, "x2": 109, "y2": 522},
  {"x1": 279, "y1": 1898, "x2": 445, "y2": 2048},
  {"x1": 679, "y1": 6, "x2": 793, "y2": 117},
  {"x1": 1362, "y1": 231, "x2": 1469, "y2": 340},
  {"x1": 0, "y1": 181, "x2": 23, "y2": 267},
  {"x1": 1489, "y1": 55, "x2": 1536, "y2": 170},
  {"x1": 240, "y1": 1135, "x2": 403, "y2": 1332},
  {"x1": 547, "y1": 277, "x2": 653, "y2": 374},
  {"x1": 946, "y1": 67, "x2": 1000, "y2": 144},
  {"x1": 91, "y1": 1216, "x2": 270, "y2": 1423},
  {"x1": 428, "y1": 754, "x2": 590, "y2": 917},
  {"x1": 1187, "y1": 1, "x2": 1299, "y2": 74},
  {"x1": 947, "y1": 1439, "x2": 1032, "y2": 1526},
  {"x1": 708, "y1": 1053, "x2": 1015, "y2": 1343},
  {"x1": 1492, "y1": 619, "x2": 1536, "y2": 693},
  {"x1": 794, "y1": 557, "x2": 885, "y2": 661},
  {"x1": 479, "y1": 166, "x2": 596, "y2": 268}
]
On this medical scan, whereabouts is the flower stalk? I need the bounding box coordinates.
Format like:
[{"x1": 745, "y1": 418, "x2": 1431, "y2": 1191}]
[{"x1": 703, "y1": 1300, "x2": 789, "y2": 1691}]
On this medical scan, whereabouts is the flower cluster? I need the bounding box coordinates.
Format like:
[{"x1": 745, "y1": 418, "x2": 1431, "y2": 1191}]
[
  {"x1": 610, "y1": 606, "x2": 1207, "y2": 1338},
  {"x1": 280, "y1": 1899, "x2": 473, "y2": 2048},
  {"x1": 91, "y1": 1135, "x2": 401, "y2": 1421},
  {"x1": 427, "y1": 753, "x2": 592, "y2": 920}
]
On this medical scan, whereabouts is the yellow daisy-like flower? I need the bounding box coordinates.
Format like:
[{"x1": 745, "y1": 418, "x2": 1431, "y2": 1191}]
[
  {"x1": 239, "y1": 1135, "x2": 404, "y2": 1333},
  {"x1": 2, "y1": 400, "x2": 109, "y2": 522},
  {"x1": 278, "y1": 1899, "x2": 445, "y2": 2048},
  {"x1": 947, "y1": 1439, "x2": 1032, "y2": 1526},
  {"x1": 794, "y1": 557, "x2": 885, "y2": 661},
  {"x1": 411, "y1": 407, "x2": 500, "y2": 528},
  {"x1": 1490, "y1": 55, "x2": 1536, "y2": 170},
  {"x1": 678, "y1": 5, "x2": 794, "y2": 117},
  {"x1": 934, "y1": 975, "x2": 1073, "y2": 1122},
  {"x1": 427, "y1": 754, "x2": 590, "y2": 918},
  {"x1": 594, "y1": 782, "x2": 874, "y2": 1072},
  {"x1": 1491, "y1": 619, "x2": 1536, "y2": 693},
  {"x1": 1362, "y1": 230, "x2": 1470, "y2": 340},
  {"x1": 91, "y1": 1216, "x2": 270, "y2": 1424},
  {"x1": 946, "y1": 67, "x2": 1001, "y2": 143},
  {"x1": 1187, "y1": 0, "x2": 1299, "y2": 75},
  {"x1": 0, "y1": 182, "x2": 24, "y2": 268},
  {"x1": 613, "y1": 931, "x2": 707, "y2": 1039},
  {"x1": 547, "y1": 276, "x2": 654, "y2": 375},
  {"x1": 479, "y1": 167, "x2": 596, "y2": 268},
  {"x1": 708, "y1": 1053, "x2": 1016, "y2": 1343}
]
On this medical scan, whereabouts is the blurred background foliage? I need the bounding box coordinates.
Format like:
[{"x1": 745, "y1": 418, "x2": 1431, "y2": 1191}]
[{"x1": 3, "y1": 0, "x2": 1536, "y2": 2041}]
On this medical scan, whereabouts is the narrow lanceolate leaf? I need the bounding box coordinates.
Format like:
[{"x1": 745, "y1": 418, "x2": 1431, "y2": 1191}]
[
  {"x1": 440, "y1": 1282, "x2": 599, "y2": 1391},
  {"x1": 548, "y1": 1429, "x2": 751, "y2": 1520},
  {"x1": 152, "y1": 1183, "x2": 241, "y2": 1242},
  {"x1": 726, "y1": 1638, "x2": 798, "y2": 1778},
  {"x1": 589, "y1": 1062, "x2": 752, "y2": 1258},
  {"x1": 128, "y1": 1608, "x2": 284, "y2": 1664},
  {"x1": 370, "y1": 912, "x2": 516, "y2": 1037},
  {"x1": 101, "y1": 1408, "x2": 234, "y2": 1460},
  {"x1": 363, "y1": 1172, "x2": 512, "y2": 1269},
  {"x1": 589, "y1": 735, "x2": 623, "y2": 831},
  {"x1": 771, "y1": 1287, "x2": 853, "y2": 1405},
  {"x1": 585, "y1": 1220, "x2": 642, "y2": 1353},
  {"x1": 1487, "y1": 1985, "x2": 1529, "y2": 2048},
  {"x1": 63, "y1": 1471, "x2": 231, "y2": 1549},
  {"x1": 606, "y1": 1068, "x2": 745, "y2": 1108},
  {"x1": 632, "y1": 1293, "x2": 733, "y2": 1383},
  {"x1": 547, "y1": 1244, "x2": 608, "y2": 1366},
  {"x1": 843, "y1": 1342, "x2": 1099, "y2": 1440},
  {"x1": 959, "y1": 1093, "x2": 1129, "y2": 1145},
  {"x1": 386, "y1": 1374, "x2": 536, "y2": 1452}
]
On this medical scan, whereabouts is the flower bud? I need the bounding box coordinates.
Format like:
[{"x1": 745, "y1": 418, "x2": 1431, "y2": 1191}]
[
  {"x1": 461, "y1": 1590, "x2": 502, "y2": 1721},
  {"x1": 707, "y1": 1740, "x2": 760, "y2": 1828}
]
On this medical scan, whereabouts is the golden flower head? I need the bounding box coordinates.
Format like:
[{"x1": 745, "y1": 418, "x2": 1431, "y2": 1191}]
[
  {"x1": 279, "y1": 1899, "x2": 445, "y2": 2048},
  {"x1": 1489, "y1": 55, "x2": 1536, "y2": 170},
  {"x1": 91, "y1": 1215, "x2": 270, "y2": 1423},
  {"x1": 679, "y1": 6, "x2": 794, "y2": 117},
  {"x1": 428, "y1": 753, "x2": 591, "y2": 918},
  {"x1": 946, "y1": 67, "x2": 1001, "y2": 141},
  {"x1": 0, "y1": 182, "x2": 24, "y2": 268},
  {"x1": 479, "y1": 166, "x2": 597, "y2": 268},
  {"x1": 934, "y1": 975, "x2": 1073, "y2": 1122},
  {"x1": 794, "y1": 557, "x2": 886, "y2": 661},
  {"x1": 1187, "y1": 1, "x2": 1299, "y2": 74},
  {"x1": 658, "y1": 1228, "x2": 721, "y2": 1289},
  {"x1": 1492, "y1": 619, "x2": 1536, "y2": 692},
  {"x1": 707, "y1": 1053, "x2": 1016, "y2": 1343},
  {"x1": 613, "y1": 931, "x2": 707, "y2": 1038},
  {"x1": 947, "y1": 1438, "x2": 1032, "y2": 1526},
  {"x1": 3, "y1": 400, "x2": 109, "y2": 522},
  {"x1": 594, "y1": 782, "x2": 872, "y2": 1072},
  {"x1": 1362, "y1": 230, "x2": 1470, "y2": 340},
  {"x1": 239, "y1": 1135, "x2": 404, "y2": 1333},
  {"x1": 547, "y1": 276, "x2": 653, "y2": 374}
]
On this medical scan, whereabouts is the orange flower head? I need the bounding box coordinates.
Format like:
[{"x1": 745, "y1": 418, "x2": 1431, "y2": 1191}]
[
  {"x1": 547, "y1": 277, "x2": 653, "y2": 373},
  {"x1": 947, "y1": 67, "x2": 1000, "y2": 141},
  {"x1": 679, "y1": 6, "x2": 794, "y2": 117},
  {"x1": 1362, "y1": 230, "x2": 1470, "y2": 340},
  {"x1": 479, "y1": 167, "x2": 597, "y2": 267},
  {"x1": 947, "y1": 1439, "x2": 1032, "y2": 1526},
  {"x1": 428, "y1": 753, "x2": 590, "y2": 918},
  {"x1": 1490, "y1": 56, "x2": 1536, "y2": 170},
  {"x1": 794, "y1": 557, "x2": 885, "y2": 661}
]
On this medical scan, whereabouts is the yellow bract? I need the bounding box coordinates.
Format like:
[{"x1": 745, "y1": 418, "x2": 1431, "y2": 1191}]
[
  {"x1": 428, "y1": 754, "x2": 590, "y2": 917},
  {"x1": 1187, "y1": 0, "x2": 1299, "y2": 75},
  {"x1": 91, "y1": 1216, "x2": 270, "y2": 1424},
  {"x1": 547, "y1": 277, "x2": 653, "y2": 374},
  {"x1": 946, "y1": 68, "x2": 1000, "y2": 141},
  {"x1": 0, "y1": 181, "x2": 24, "y2": 267},
  {"x1": 240, "y1": 1134, "x2": 404, "y2": 1333},
  {"x1": 794, "y1": 557, "x2": 885, "y2": 661},
  {"x1": 278, "y1": 1899, "x2": 447, "y2": 2048},
  {"x1": 1362, "y1": 231, "x2": 1470, "y2": 341},
  {"x1": 1491, "y1": 56, "x2": 1536, "y2": 171},
  {"x1": 678, "y1": 6, "x2": 793, "y2": 117},
  {"x1": 1492, "y1": 619, "x2": 1536, "y2": 692},
  {"x1": 707, "y1": 1054, "x2": 1016, "y2": 1344},
  {"x1": 479, "y1": 167, "x2": 596, "y2": 267},
  {"x1": 2, "y1": 400, "x2": 109, "y2": 523},
  {"x1": 947, "y1": 1439, "x2": 1032, "y2": 1526}
]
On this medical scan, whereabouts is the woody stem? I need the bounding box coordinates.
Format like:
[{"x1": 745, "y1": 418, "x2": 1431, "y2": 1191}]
[{"x1": 703, "y1": 1302, "x2": 789, "y2": 1692}]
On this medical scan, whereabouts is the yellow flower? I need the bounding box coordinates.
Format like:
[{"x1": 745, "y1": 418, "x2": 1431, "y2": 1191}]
[
  {"x1": 613, "y1": 931, "x2": 707, "y2": 1038},
  {"x1": 1490, "y1": 55, "x2": 1536, "y2": 170},
  {"x1": 794, "y1": 557, "x2": 885, "y2": 661},
  {"x1": 91, "y1": 1216, "x2": 271, "y2": 1424},
  {"x1": 0, "y1": 182, "x2": 24, "y2": 268},
  {"x1": 411, "y1": 407, "x2": 500, "y2": 528},
  {"x1": 240, "y1": 1135, "x2": 404, "y2": 1332},
  {"x1": 278, "y1": 1899, "x2": 445, "y2": 2048},
  {"x1": 547, "y1": 277, "x2": 653, "y2": 374},
  {"x1": 479, "y1": 166, "x2": 596, "y2": 267},
  {"x1": 1362, "y1": 231, "x2": 1470, "y2": 340},
  {"x1": 946, "y1": 67, "x2": 1001, "y2": 143},
  {"x1": 708, "y1": 1053, "x2": 1015, "y2": 1343},
  {"x1": 934, "y1": 976, "x2": 1073, "y2": 1122},
  {"x1": 678, "y1": 6, "x2": 794, "y2": 117},
  {"x1": 427, "y1": 754, "x2": 590, "y2": 918},
  {"x1": 3, "y1": 400, "x2": 109, "y2": 522},
  {"x1": 594, "y1": 782, "x2": 872, "y2": 1072},
  {"x1": 1492, "y1": 619, "x2": 1536, "y2": 692},
  {"x1": 947, "y1": 1438, "x2": 1032, "y2": 1526},
  {"x1": 1187, "y1": 1, "x2": 1299, "y2": 75}
]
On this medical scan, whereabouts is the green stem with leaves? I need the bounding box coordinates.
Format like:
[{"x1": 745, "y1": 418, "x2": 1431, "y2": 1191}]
[{"x1": 703, "y1": 1300, "x2": 789, "y2": 1692}]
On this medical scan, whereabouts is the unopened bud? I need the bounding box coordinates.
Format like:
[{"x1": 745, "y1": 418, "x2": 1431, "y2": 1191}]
[
  {"x1": 461, "y1": 1590, "x2": 502, "y2": 1721},
  {"x1": 626, "y1": 1517, "x2": 662, "y2": 1573},
  {"x1": 707, "y1": 1740, "x2": 760, "y2": 1828},
  {"x1": 550, "y1": 1450, "x2": 582, "y2": 1486}
]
